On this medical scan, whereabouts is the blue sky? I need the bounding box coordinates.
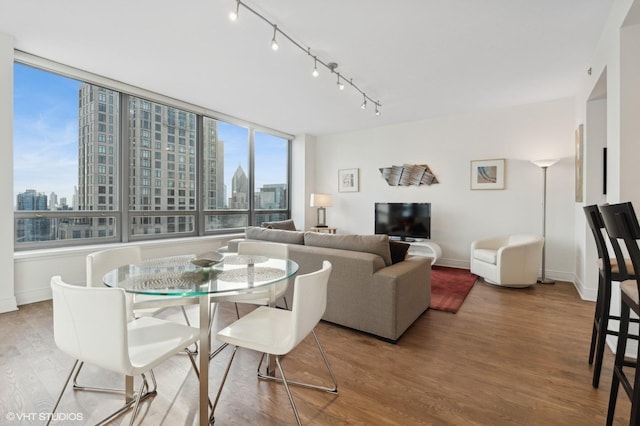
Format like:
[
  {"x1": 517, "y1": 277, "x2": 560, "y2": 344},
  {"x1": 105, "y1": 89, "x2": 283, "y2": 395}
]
[{"x1": 13, "y1": 64, "x2": 288, "y2": 208}]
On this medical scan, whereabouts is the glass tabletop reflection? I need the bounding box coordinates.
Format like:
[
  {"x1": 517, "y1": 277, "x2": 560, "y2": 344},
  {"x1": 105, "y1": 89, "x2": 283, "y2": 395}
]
[{"x1": 102, "y1": 253, "x2": 299, "y2": 297}]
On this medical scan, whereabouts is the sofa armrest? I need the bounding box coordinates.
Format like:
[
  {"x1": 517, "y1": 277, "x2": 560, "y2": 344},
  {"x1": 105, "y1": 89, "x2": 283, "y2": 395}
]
[{"x1": 373, "y1": 256, "x2": 431, "y2": 340}]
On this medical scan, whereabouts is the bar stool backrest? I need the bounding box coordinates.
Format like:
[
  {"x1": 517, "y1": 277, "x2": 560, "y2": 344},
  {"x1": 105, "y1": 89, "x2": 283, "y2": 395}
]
[
  {"x1": 584, "y1": 204, "x2": 630, "y2": 279},
  {"x1": 599, "y1": 202, "x2": 640, "y2": 286}
]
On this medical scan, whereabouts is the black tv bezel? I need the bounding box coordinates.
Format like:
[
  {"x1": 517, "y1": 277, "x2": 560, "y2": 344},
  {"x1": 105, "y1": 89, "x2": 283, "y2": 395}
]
[{"x1": 374, "y1": 202, "x2": 431, "y2": 241}]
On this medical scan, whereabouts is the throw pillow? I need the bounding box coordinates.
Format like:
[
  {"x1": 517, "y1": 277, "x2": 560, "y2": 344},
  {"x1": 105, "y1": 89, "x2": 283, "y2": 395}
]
[
  {"x1": 260, "y1": 219, "x2": 296, "y2": 231},
  {"x1": 389, "y1": 240, "x2": 410, "y2": 264},
  {"x1": 304, "y1": 232, "x2": 393, "y2": 266},
  {"x1": 245, "y1": 226, "x2": 304, "y2": 245}
]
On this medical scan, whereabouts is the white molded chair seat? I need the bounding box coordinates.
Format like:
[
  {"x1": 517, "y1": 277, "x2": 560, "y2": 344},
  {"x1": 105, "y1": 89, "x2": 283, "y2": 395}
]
[
  {"x1": 470, "y1": 233, "x2": 544, "y2": 287},
  {"x1": 48, "y1": 276, "x2": 201, "y2": 426},
  {"x1": 212, "y1": 261, "x2": 337, "y2": 425}
]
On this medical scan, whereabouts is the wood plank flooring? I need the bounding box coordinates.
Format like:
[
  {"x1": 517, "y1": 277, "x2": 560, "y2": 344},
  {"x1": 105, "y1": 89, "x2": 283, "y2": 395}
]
[{"x1": 0, "y1": 279, "x2": 632, "y2": 425}]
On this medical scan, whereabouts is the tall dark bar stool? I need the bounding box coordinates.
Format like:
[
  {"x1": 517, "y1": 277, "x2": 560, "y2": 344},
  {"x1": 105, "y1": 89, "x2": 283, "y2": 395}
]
[
  {"x1": 583, "y1": 205, "x2": 636, "y2": 388},
  {"x1": 599, "y1": 202, "x2": 640, "y2": 425}
]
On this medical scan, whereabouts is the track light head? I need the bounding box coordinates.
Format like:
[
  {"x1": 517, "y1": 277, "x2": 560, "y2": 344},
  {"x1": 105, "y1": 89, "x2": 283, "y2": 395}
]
[
  {"x1": 336, "y1": 74, "x2": 345, "y2": 90},
  {"x1": 271, "y1": 25, "x2": 279, "y2": 51},
  {"x1": 361, "y1": 96, "x2": 367, "y2": 109},
  {"x1": 229, "y1": 0, "x2": 239, "y2": 21},
  {"x1": 312, "y1": 58, "x2": 319, "y2": 77},
  {"x1": 375, "y1": 104, "x2": 380, "y2": 116}
]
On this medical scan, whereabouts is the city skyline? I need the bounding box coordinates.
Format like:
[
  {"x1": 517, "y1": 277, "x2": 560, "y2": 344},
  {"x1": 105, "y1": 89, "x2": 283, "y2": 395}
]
[{"x1": 13, "y1": 63, "x2": 288, "y2": 210}]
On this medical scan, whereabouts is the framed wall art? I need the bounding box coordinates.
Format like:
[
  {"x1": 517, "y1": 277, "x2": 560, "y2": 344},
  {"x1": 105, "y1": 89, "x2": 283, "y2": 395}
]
[
  {"x1": 470, "y1": 159, "x2": 505, "y2": 190},
  {"x1": 338, "y1": 168, "x2": 359, "y2": 192}
]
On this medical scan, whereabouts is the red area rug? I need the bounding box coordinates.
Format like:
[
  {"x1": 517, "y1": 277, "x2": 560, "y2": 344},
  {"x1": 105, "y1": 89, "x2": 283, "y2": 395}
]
[{"x1": 430, "y1": 266, "x2": 478, "y2": 313}]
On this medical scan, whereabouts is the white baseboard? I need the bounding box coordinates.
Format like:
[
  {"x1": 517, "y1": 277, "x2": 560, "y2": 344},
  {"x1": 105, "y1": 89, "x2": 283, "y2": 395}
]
[
  {"x1": 0, "y1": 296, "x2": 18, "y2": 313},
  {"x1": 15, "y1": 287, "x2": 52, "y2": 307}
]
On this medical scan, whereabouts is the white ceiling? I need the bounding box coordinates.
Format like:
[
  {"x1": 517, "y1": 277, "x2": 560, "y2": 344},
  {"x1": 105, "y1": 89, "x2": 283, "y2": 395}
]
[{"x1": 0, "y1": 0, "x2": 614, "y2": 136}]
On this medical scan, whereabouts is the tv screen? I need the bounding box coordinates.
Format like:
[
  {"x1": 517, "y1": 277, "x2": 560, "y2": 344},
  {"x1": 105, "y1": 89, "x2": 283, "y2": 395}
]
[{"x1": 375, "y1": 202, "x2": 431, "y2": 241}]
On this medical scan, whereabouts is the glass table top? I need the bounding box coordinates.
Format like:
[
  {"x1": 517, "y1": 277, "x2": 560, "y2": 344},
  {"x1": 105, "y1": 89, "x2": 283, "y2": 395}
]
[{"x1": 102, "y1": 253, "x2": 299, "y2": 297}]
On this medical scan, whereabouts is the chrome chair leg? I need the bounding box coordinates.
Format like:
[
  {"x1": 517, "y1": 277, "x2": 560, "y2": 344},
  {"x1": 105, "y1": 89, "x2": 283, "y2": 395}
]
[
  {"x1": 257, "y1": 329, "x2": 338, "y2": 394},
  {"x1": 211, "y1": 346, "x2": 239, "y2": 423},
  {"x1": 47, "y1": 360, "x2": 79, "y2": 426},
  {"x1": 72, "y1": 361, "x2": 126, "y2": 394},
  {"x1": 275, "y1": 355, "x2": 302, "y2": 426}
]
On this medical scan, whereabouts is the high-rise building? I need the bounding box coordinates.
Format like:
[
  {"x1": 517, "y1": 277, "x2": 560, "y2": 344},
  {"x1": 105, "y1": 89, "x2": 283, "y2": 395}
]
[
  {"x1": 229, "y1": 164, "x2": 248, "y2": 209},
  {"x1": 77, "y1": 84, "x2": 225, "y2": 235},
  {"x1": 49, "y1": 192, "x2": 58, "y2": 210},
  {"x1": 16, "y1": 189, "x2": 49, "y2": 241}
]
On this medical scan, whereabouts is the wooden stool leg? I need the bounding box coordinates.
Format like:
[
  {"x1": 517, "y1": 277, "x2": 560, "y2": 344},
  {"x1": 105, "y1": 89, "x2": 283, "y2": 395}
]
[
  {"x1": 593, "y1": 274, "x2": 613, "y2": 388},
  {"x1": 607, "y1": 301, "x2": 631, "y2": 425}
]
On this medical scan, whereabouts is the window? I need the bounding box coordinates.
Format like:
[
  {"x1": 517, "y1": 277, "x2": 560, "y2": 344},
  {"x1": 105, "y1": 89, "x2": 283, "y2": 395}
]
[{"x1": 13, "y1": 61, "x2": 291, "y2": 250}]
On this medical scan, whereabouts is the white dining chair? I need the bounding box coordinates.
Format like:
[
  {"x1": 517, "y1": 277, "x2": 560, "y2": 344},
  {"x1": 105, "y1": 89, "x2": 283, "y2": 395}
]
[
  {"x1": 48, "y1": 276, "x2": 202, "y2": 426},
  {"x1": 212, "y1": 261, "x2": 337, "y2": 425},
  {"x1": 78, "y1": 246, "x2": 197, "y2": 393},
  {"x1": 207, "y1": 241, "x2": 290, "y2": 361},
  {"x1": 235, "y1": 241, "x2": 290, "y2": 309}
]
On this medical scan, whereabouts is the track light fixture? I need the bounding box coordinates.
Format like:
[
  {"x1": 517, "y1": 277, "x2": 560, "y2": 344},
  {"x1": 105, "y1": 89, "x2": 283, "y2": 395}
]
[
  {"x1": 270, "y1": 25, "x2": 279, "y2": 51},
  {"x1": 228, "y1": 0, "x2": 381, "y2": 116},
  {"x1": 229, "y1": 0, "x2": 239, "y2": 21}
]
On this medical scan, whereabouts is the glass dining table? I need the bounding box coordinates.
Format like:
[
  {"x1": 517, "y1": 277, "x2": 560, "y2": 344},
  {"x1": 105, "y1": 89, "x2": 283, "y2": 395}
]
[{"x1": 103, "y1": 252, "x2": 299, "y2": 426}]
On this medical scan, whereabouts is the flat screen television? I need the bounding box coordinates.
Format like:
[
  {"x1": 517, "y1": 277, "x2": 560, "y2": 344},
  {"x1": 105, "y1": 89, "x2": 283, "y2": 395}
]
[{"x1": 375, "y1": 202, "x2": 431, "y2": 241}]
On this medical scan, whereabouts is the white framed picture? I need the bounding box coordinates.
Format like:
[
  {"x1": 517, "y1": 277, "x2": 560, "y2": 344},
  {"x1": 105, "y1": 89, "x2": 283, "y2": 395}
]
[
  {"x1": 338, "y1": 168, "x2": 359, "y2": 192},
  {"x1": 470, "y1": 159, "x2": 505, "y2": 190}
]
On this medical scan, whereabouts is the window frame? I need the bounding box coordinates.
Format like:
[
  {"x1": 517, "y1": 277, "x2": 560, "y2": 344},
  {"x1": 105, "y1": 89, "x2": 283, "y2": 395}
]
[{"x1": 13, "y1": 51, "x2": 293, "y2": 250}]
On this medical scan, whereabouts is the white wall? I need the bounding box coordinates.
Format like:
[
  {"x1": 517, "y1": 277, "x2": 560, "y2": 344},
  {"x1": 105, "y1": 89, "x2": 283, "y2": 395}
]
[
  {"x1": 0, "y1": 32, "x2": 16, "y2": 313},
  {"x1": 312, "y1": 97, "x2": 578, "y2": 285}
]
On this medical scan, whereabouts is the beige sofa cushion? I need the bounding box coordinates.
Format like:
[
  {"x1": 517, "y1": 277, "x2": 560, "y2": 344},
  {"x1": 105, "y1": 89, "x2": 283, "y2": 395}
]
[
  {"x1": 304, "y1": 232, "x2": 393, "y2": 266},
  {"x1": 245, "y1": 226, "x2": 304, "y2": 245}
]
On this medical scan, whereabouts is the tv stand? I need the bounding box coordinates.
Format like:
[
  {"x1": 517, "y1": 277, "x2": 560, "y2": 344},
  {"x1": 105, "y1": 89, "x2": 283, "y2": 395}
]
[{"x1": 406, "y1": 241, "x2": 441, "y2": 265}]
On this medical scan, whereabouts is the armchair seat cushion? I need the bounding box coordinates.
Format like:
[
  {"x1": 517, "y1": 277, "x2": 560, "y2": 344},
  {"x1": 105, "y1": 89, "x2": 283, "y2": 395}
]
[{"x1": 473, "y1": 249, "x2": 497, "y2": 264}]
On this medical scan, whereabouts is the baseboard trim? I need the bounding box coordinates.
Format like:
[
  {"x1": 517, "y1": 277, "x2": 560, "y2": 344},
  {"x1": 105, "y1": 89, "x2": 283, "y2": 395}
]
[
  {"x1": 15, "y1": 287, "x2": 52, "y2": 307},
  {"x1": 0, "y1": 296, "x2": 18, "y2": 313}
]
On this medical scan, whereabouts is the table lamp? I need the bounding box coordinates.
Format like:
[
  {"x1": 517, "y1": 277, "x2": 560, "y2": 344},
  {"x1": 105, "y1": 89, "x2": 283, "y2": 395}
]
[{"x1": 310, "y1": 193, "x2": 333, "y2": 227}]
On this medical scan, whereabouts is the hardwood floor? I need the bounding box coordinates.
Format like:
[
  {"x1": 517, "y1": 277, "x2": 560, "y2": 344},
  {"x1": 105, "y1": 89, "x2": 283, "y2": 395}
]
[{"x1": 0, "y1": 279, "x2": 632, "y2": 425}]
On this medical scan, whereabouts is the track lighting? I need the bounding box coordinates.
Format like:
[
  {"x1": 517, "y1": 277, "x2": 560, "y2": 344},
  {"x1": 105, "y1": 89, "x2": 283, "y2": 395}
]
[
  {"x1": 229, "y1": 0, "x2": 381, "y2": 115},
  {"x1": 271, "y1": 25, "x2": 279, "y2": 51},
  {"x1": 229, "y1": 0, "x2": 239, "y2": 21}
]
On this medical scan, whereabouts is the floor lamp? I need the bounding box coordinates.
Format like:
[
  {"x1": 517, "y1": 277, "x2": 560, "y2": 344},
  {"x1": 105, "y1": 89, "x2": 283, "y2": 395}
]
[{"x1": 531, "y1": 159, "x2": 558, "y2": 284}]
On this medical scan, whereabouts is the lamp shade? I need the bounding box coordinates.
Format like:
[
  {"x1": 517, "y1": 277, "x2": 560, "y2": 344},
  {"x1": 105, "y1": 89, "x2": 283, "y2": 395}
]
[
  {"x1": 310, "y1": 193, "x2": 333, "y2": 208},
  {"x1": 531, "y1": 159, "x2": 559, "y2": 168}
]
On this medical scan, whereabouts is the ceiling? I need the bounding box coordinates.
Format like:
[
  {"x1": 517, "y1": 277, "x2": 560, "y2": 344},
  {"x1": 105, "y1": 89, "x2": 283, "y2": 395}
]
[{"x1": 0, "y1": 0, "x2": 614, "y2": 136}]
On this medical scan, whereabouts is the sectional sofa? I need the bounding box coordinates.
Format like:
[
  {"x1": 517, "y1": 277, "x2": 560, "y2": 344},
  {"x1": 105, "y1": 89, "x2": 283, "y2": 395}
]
[{"x1": 224, "y1": 226, "x2": 431, "y2": 342}]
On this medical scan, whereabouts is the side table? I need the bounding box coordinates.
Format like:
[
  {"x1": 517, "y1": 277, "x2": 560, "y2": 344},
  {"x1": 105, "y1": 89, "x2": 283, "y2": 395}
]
[
  {"x1": 407, "y1": 241, "x2": 442, "y2": 265},
  {"x1": 310, "y1": 227, "x2": 337, "y2": 234}
]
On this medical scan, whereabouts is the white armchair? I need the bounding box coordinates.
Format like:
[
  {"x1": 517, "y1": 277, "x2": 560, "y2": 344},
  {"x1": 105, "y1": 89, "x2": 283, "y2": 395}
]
[{"x1": 470, "y1": 234, "x2": 544, "y2": 287}]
